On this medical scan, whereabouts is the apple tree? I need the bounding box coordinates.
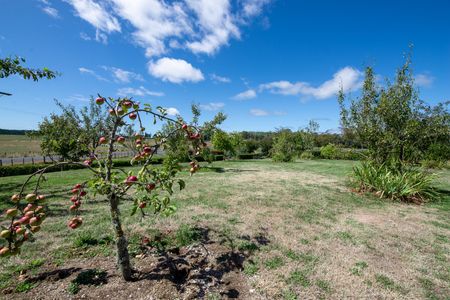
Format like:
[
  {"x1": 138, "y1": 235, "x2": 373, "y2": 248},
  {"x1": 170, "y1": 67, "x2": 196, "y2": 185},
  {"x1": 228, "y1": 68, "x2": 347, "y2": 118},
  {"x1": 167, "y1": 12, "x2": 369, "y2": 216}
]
[{"x1": 0, "y1": 96, "x2": 217, "y2": 281}]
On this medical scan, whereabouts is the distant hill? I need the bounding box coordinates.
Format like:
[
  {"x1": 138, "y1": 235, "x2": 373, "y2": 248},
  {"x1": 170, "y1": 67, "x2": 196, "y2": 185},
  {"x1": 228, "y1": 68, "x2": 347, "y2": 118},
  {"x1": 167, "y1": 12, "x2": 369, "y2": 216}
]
[{"x1": 0, "y1": 129, "x2": 36, "y2": 135}]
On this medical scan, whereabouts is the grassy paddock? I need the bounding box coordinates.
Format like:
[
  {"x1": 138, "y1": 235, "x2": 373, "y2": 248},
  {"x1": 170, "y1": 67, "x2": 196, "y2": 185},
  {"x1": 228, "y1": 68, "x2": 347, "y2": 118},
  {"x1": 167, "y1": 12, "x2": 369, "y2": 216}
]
[
  {"x1": 0, "y1": 135, "x2": 42, "y2": 158},
  {"x1": 0, "y1": 159, "x2": 449, "y2": 298}
]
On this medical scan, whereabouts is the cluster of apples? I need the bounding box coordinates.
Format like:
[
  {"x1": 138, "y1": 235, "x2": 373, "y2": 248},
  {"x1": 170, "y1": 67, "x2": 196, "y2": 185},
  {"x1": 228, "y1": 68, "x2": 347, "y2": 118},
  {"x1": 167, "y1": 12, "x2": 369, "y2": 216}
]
[
  {"x1": 181, "y1": 123, "x2": 201, "y2": 141},
  {"x1": 67, "y1": 183, "x2": 86, "y2": 229},
  {"x1": 96, "y1": 97, "x2": 139, "y2": 121},
  {"x1": 132, "y1": 133, "x2": 155, "y2": 162},
  {"x1": 0, "y1": 193, "x2": 47, "y2": 256}
]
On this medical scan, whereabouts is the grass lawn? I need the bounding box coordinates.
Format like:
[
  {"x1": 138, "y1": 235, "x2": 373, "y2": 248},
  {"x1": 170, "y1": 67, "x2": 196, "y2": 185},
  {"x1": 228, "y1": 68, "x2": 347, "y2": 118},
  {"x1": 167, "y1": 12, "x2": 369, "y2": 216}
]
[{"x1": 0, "y1": 159, "x2": 449, "y2": 299}]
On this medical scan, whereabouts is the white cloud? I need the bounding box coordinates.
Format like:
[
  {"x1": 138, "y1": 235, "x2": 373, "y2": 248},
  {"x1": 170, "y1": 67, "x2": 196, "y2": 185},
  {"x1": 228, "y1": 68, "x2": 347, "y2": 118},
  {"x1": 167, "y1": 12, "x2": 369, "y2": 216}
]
[
  {"x1": 200, "y1": 102, "x2": 225, "y2": 111},
  {"x1": 148, "y1": 57, "x2": 204, "y2": 83},
  {"x1": 67, "y1": 94, "x2": 89, "y2": 102},
  {"x1": 79, "y1": 32, "x2": 91, "y2": 41},
  {"x1": 415, "y1": 73, "x2": 434, "y2": 88},
  {"x1": 185, "y1": 0, "x2": 239, "y2": 55},
  {"x1": 260, "y1": 67, "x2": 362, "y2": 99},
  {"x1": 211, "y1": 73, "x2": 231, "y2": 83},
  {"x1": 249, "y1": 108, "x2": 268, "y2": 116},
  {"x1": 233, "y1": 89, "x2": 257, "y2": 100},
  {"x1": 67, "y1": 0, "x2": 121, "y2": 40},
  {"x1": 166, "y1": 107, "x2": 180, "y2": 116},
  {"x1": 109, "y1": 0, "x2": 191, "y2": 57},
  {"x1": 67, "y1": 0, "x2": 270, "y2": 57},
  {"x1": 117, "y1": 86, "x2": 164, "y2": 97},
  {"x1": 240, "y1": 0, "x2": 271, "y2": 19},
  {"x1": 103, "y1": 66, "x2": 144, "y2": 83},
  {"x1": 42, "y1": 6, "x2": 59, "y2": 18},
  {"x1": 78, "y1": 67, "x2": 108, "y2": 81}
]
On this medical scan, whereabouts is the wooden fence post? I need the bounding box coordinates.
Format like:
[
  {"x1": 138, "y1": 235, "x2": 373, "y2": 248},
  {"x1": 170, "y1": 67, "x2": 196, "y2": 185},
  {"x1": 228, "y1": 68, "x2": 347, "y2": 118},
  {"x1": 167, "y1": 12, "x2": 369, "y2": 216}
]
[
  {"x1": 23, "y1": 157, "x2": 25, "y2": 165},
  {"x1": 32, "y1": 157, "x2": 34, "y2": 165},
  {"x1": 11, "y1": 158, "x2": 13, "y2": 166}
]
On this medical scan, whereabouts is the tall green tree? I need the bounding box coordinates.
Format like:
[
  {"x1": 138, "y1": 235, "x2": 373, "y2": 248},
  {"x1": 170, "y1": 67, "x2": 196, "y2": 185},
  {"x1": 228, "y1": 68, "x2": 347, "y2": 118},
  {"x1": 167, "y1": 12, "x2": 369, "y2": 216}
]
[
  {"x1": 55, "y1": 99, "x2": 111, "y2": 154},
  {"x1": 37, "y1": 113, "x2": 89, "y2": 161},
  {"x1": 338, "y1": 55, "x2": 449, "y2": 167}
]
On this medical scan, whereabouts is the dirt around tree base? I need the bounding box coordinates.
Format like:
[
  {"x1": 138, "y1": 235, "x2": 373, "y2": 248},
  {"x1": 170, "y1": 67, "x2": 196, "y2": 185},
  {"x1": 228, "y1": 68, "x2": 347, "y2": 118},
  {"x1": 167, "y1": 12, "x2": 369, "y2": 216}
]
[{"x1": 2, "y1": 230, "x2": 265, "y2": 300}]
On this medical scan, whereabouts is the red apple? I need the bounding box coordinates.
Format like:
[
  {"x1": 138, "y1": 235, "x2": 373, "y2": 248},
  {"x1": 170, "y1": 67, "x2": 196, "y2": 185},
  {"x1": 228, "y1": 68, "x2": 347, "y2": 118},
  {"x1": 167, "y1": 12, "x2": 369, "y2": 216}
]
[
  {"x1": 143, "y1": 146, "x2": 152, "y2": 154},
  {"x1": 6, "y1": 208, "x2": 18, "y2": 217},
  {"x1": 71, "y1": 188, "x2": 79, "y2": 194},
  {"x1": 15, "y1": 227, "x2": 25, "y2": 235},
  {"x1": 109, "y1": 109, "x2": 116, "y2": 116},
  {"x1": 11, "y1": 194, "x2": 20, "y2": 203},
  {"x1": 146, "y1": 183, "x2": 156, "y2": 191},
  {"x1": 182, "y1": 124, "x2": 188, "y2": 130},
  {"x1": 125, "y1": 176, "x2": 138, "y2": 185},
  {"x1": 139, "y1": 202, "x2": 146, "y2": 209},
  {"x1": 74, "y1": 183, "x2": 82, "y2": 189},
  {"x1": 95, "y1": 97, "x2": 105, "y2": 105},
  {"x1": 84, "y1": 159, "x2": 92, "y2": 166},
  {"x1": 129, "y1": 113, "x2": 137, "y2": 120},
  {"x1": 116, "y1": 136, "x2": 125, "y2": 143},
  {"x1": 99, "y1": 136, "x2": 107, "y2": 145},
  {"x1": 79, "y1": 191, "x2": 87, "y2": 197},
  {"x1": 29, "y1": 217, "x2": 40, "y2": 226},
  {"x1": 25, "y1": 193, "x2": 36, "y2": 202},
  {"x1": 122, "y1": 100, "x2": 133, "y2": 108}
]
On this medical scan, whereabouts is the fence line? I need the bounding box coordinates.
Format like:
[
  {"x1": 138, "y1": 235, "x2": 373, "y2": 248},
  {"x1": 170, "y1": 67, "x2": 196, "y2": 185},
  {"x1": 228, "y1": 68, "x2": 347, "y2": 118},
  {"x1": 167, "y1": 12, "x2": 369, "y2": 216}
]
[{"x1": 0, "y1": 150, "x2": 146, "y2": 166}]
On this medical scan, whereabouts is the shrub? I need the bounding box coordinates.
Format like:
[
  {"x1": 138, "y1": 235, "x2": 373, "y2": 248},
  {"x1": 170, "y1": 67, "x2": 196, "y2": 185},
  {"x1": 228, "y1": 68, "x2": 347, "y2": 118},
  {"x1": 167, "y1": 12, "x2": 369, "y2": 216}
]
[
  {"x1": 271, "y1": 130, "x2": 301, "y2": 162},
  {"x1": 320, "y1": 144, "x2": 338, "y2": 159},
  {"x1": 352, "y1": 161, "x2": 439, "y2": 203},
  {"x1": 300, "y1": 151, "x2": 314, "y2": 160}
]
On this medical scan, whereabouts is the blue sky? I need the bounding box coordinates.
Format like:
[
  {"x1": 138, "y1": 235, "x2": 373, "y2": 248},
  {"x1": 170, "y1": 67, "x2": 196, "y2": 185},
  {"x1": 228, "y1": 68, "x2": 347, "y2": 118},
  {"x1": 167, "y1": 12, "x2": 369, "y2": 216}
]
[{"x1": 0, "y1": 0, "x2": 449, "y2": 132}]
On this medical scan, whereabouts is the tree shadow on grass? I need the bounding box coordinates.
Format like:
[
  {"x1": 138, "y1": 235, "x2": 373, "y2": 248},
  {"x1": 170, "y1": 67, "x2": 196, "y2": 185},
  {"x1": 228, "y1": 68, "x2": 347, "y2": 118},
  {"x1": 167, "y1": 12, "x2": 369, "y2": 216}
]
[
  {"x1": 135, "y1": 226, "x2": 270, "y2": 298},
  {"x1": 201, "y1": 166, "x2": 260, "y2": 173}
]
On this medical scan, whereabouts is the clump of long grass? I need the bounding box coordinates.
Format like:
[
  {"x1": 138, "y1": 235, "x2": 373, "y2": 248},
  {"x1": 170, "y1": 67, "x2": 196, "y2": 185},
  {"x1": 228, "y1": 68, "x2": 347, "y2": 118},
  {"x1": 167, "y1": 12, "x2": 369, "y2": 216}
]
[{"x1": 352, "y1": 161, "x2": 439, "y2": 204}]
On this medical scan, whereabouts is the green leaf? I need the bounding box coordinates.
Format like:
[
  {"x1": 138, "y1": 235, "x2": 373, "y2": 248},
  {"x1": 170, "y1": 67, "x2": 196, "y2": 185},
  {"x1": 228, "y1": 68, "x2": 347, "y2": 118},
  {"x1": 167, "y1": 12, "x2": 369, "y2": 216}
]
[{"x1": 130, "y1": 205, "x2": 138, "y2": 216}]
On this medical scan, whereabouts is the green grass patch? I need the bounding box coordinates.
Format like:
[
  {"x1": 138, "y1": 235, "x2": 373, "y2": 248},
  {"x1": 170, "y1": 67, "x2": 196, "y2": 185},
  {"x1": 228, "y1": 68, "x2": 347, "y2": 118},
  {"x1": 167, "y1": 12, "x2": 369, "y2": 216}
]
[{"x1": 265, "y1": 256, "x2": 284, "y2": 269}]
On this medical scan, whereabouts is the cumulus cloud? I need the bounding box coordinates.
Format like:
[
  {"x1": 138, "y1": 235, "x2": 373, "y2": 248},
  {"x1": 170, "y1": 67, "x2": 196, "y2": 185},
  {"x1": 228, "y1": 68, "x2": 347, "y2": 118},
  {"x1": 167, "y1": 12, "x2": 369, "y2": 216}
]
[
  {"x1": 233, "y1": 89, "x2": 257, "y2": 100},
  {"x1": 200, "y1": 102, "x2": 225, "y2": 111},
  {"x1": 185, "y1": 0, "x2": 239, "y2": 55},
  {"x1": 249, "y1": 108, "x2": 268, "y2": 116},
  {"x1": 117, "y1": 86, "x2": 164, "y2": 97},
  {"x1": 67, "y1": 1, "x2": 272, "y2": 82},
  {"x1": 166, "y1": 107, "x2": 180, "y2": 116},
  {"x1": 67, "y1": 0, "x2": 271, "y2": 56},
  {"x1": 259, "y1": 67, "x2": 363, "y2": 99},
  {"x1": 68, "y1": 0, "x2": 121, "y2": 33},
  {"x1": 211, "y1": 73, "x2": 231, "y2": 83},
  {"x1": 415, "y1": 73, "x2": 434, "y2": 88},
  {"x1": 148, "y1": 57, "x2": 204, "y2": 83},
  {"x1": 78, "y1": 67, "x2": 108, "y2": 81}
]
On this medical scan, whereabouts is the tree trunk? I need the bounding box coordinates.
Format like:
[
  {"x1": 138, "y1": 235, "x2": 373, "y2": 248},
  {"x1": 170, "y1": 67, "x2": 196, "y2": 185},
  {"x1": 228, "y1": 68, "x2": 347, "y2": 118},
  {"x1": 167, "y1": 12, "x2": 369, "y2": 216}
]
[{"x1": 109, "y1": 192, "x2": 133, "y2": 281}]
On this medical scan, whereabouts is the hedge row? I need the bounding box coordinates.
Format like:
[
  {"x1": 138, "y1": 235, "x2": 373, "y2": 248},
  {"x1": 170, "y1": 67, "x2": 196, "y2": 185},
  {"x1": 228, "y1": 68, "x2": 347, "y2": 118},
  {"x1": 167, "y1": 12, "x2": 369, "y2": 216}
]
[
  {"x1": 0, "y1": 155, "x2": 227, "y2": 177},
  {"x1": 301, "y1": 147, "x2": 367, "y2": 161}
]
